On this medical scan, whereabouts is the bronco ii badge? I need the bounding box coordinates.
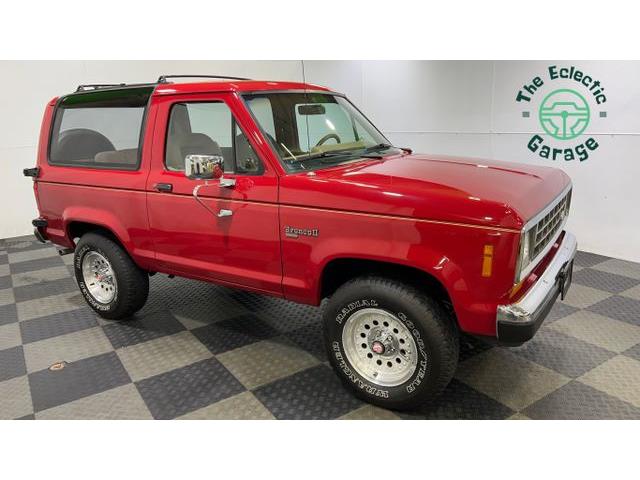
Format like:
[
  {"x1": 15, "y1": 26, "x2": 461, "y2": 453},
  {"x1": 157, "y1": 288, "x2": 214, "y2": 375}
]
[
  {"x1": 284, "y1": 226, "x2": 319, "y2": 239},
  {"x1": 516, "y1": 65, "x2": 608, "y2": 162}
]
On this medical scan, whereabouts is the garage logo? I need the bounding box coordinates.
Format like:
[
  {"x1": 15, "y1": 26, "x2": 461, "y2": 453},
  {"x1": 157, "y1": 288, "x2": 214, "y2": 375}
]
[
  {"x1": 539, "y1": 89, "x2": 590, "y2": 140},
  {"x1": 516, "y1": 65, "x2": 607, "y2": 162}
]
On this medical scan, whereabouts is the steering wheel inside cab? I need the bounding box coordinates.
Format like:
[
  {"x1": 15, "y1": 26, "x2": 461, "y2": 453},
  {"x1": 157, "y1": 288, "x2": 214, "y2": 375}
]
[{"x1": 315, "y1": 133, "x2": 341, "y2": 147}]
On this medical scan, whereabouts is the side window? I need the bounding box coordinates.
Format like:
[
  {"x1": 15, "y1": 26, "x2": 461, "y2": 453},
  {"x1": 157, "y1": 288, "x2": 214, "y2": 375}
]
[
  {"x1": 165, "y1": 101, "x2": 263, "y2": 175},
  {"x1": 246, "y1": 97, "x2": 276, "y2": 138},
  {"x1": 49, "y1": 87, "x2": 152, "y2": 169},
  {"x1": 233, "y1": 122, "x2": 262, "y2": 174}
]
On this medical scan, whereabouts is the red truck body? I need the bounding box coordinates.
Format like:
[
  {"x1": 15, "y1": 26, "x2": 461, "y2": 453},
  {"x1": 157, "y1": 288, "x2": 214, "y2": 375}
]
[{"x1": 32, "y1": 79, "x2": 572, "y2": 340}]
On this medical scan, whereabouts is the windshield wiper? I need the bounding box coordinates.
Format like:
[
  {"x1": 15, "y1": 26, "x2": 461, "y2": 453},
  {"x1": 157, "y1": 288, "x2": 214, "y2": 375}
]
[
  {"x1": 289, "y1": 145, "x2": 394, "y2": 167},
  {"x1": 363, "y1": 143, "x2": 395, "y2": 153},
  {"x1": 304, "y1": 150, "x2": 359, "y2": 162}
]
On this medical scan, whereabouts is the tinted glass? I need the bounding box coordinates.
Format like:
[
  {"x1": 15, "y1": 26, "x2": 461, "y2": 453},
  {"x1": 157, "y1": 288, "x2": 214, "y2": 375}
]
[
  {"x1": 244, "y1": 92, "x2": 394, "y2": 172},
  {"x1": 165, "y1": 101, "x2": 263, "y2": 175},
  {"x1": 49, "y1": 87, "x2": 153, "y2": 169}
]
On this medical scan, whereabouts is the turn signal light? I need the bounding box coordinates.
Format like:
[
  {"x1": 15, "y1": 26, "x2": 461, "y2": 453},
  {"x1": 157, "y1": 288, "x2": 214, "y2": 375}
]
[{"x1": 482, "y1": 245, "x2": 493, "y2": 277}]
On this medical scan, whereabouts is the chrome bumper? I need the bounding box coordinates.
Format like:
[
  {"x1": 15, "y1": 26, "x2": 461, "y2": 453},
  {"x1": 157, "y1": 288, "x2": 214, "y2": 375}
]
[{"x1": 496, "y1": 231, "x2": 577, "y2": 345}]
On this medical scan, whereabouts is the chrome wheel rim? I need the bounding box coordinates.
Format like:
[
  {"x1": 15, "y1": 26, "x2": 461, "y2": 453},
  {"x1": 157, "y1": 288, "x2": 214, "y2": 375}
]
[
  {"x1": 342, "y1": 308, "x2": 419, "y2": 387},
  {"x1": 81, "y1": 251, "x2": 117, "y2": 304}
]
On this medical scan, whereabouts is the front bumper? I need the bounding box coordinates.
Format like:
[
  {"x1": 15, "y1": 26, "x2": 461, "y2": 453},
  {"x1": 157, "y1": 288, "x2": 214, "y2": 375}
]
[{"x1": 496, "y1": 231, "x2": 577, "y2": 346}]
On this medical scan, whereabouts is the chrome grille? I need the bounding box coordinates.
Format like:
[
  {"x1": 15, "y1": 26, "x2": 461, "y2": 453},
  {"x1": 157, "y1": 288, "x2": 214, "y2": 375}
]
[{"x1": 530, "y1": 189, "x2": 571, "y2": 259}]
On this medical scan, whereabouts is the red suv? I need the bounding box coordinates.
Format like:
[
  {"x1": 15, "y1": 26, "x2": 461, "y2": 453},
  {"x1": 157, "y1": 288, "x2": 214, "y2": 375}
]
[{"x1": 25, "y1": 75, "x2": 576, "y2": 409}]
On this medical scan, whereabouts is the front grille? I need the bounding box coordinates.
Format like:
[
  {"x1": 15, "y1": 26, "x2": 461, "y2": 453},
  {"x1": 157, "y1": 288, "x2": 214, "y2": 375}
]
[{"x1": 530, "y1": 189, "x2": 571, "y2": 259}]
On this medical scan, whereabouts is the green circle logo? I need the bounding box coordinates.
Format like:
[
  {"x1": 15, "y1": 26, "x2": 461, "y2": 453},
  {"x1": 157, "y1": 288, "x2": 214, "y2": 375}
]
[{"x1": 539, "y1": 88, "x2": 590, "y2": 140}]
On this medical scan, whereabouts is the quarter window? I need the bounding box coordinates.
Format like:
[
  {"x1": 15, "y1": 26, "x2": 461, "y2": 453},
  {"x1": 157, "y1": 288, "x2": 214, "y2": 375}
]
[
  {"x1": 49, "y1": 87, "x2": 152, "y2": 169},
  {"x1": 165, "y1": 101, "x2": 263, "y2": 175}
]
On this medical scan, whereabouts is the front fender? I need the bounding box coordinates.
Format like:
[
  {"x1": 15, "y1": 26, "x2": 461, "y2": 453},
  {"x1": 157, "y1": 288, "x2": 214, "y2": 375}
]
[{"x1": 280, "y1": 205, "x2": 519, "y2": 337}]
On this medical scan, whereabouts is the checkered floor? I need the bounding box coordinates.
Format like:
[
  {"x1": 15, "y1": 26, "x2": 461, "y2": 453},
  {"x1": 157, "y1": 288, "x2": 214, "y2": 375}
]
[{"x1": 2, "y1": 235, "x2": 640, "y2": 420}]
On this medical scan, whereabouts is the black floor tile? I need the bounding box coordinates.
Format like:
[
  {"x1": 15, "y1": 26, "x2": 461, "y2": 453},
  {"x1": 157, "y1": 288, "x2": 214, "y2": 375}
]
[
  {"x1": 0, "y1": 304, "x2": 18, "y2": 326},
  {"x1": 572, "y1": 268, "x2": 639, "y2": 294},
  {"x1": 0, "y1": 346, "x2": 26, "y2": 382},
  {"x1": 20, "y1": 308, "x2": 98, "y2": 344},
  {"x1": 263, "y1": 302, "x2": 323, "y2": 332},
  {"x1": 524, "y1": 381, "x2": 640, "y2": 420},
  {"x1": 399, "y1": 379, "x2": 515, "y2": 420},
  {"x1": 229, "y1": 290, "x2": 322, "y2": 332},
  {"x1": 9, "y1": 256, "x2": 65, "y2": 275},
  {"x1": 29, "y1": 352, "x2": 131, "y2": 412},
  {"x1": 254, "y1": 365, "x2": 364, "y2": 419},
  {"x1": 151, "y1": 277, "x2": 232, "y2": 323},
  {"x1": 574, "y1": 251, "x2": 611, "y2": 268},
  {"x1": 13, "y1": 277, "x2": 78, "y2": 303},
  {"x1": 102, "y1": 309, "x2": 185, "y2": 349},
  {"x1": 136, "y1": 357, "x2": 245, "y2": 419},
  {"x1": 4, "y1": 235, "x2": 39, "y2": 246},
  {"x1": 0, "y1": 275, "x2": 11, "y2": 290},
  {"x1": 191, "y1": 314, "x2": 278, "y2": 355},
  {"x1": 6, "y1": 239, "x2": 50, "y2": 252},
  {"x1": 587, "y1": 295, "x2": 640, "y2": 326},
  {"x1": 284, "y1": 321, "x2": 327, "y2": 361},
  {"x1": 547, "y1": 301, "x2": 580, "y2": 323},
  {"x1": 510, "y1": 328, "x2": 615, "y2": 378}
]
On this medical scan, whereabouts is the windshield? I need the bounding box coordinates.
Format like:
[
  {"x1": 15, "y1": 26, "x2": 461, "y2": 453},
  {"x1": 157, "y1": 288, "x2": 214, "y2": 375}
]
[{"x1": 243, "y1": 92, "x2": 399, "y2": 172}]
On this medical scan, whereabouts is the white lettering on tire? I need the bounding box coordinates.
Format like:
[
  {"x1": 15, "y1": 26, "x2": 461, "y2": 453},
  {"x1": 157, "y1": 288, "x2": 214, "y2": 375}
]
[
  {"x1": 332, "y1": 341, "x2": 389, "y2": 398},
  {"x1": 335, "y1": 299, "x2": 378, "y2": 324}
]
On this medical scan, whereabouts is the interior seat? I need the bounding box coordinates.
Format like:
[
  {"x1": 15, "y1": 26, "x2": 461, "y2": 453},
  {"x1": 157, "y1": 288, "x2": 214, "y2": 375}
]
[
  {"x1": 94, "y1": 148, "x2": 138, "y2": 165},
  {"x1": 52, "y1": 128, "x2": 115, "y2": 163},
  {"x1": 166, "y1": 132, "x2": 223, "y2": 171}
]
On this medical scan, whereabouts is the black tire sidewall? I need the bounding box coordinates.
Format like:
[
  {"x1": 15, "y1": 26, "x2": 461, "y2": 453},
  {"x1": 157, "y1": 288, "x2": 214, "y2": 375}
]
[
  {"x1": 74, "y1": 242, "x2": 120, "y2": 314},
  {"x1": 324, "y1": 281, "x2": 450, "y2": 408}
]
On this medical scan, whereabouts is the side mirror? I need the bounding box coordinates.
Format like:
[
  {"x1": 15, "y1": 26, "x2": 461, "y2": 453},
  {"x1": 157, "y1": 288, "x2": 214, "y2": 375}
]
[{"x1": 185, "y1": 154, "x2": 224, "y2": 180}]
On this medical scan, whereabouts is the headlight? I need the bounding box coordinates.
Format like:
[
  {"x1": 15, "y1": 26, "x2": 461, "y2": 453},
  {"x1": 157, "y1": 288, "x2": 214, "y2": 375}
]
[{"x1": 515, "y1": 229, "x2": 532, "y2": 283}]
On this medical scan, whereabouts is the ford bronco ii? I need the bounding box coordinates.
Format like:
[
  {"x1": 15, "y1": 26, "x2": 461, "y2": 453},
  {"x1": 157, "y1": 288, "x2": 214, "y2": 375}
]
[{"x1": 25, "y1": 75, "x2": 576, "y2": 409}]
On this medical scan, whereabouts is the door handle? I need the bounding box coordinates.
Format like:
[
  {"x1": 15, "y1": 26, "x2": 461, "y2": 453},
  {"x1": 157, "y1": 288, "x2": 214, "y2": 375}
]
[
  {"x1": 154, "y1": 183, "x2": 173, "y2": 193},
  {"x1": 219, "y1": 177, "x2": 236, "y2": 188},
  {"x1": 217, "y1": 209, "x2": 233, "y2": 218}
]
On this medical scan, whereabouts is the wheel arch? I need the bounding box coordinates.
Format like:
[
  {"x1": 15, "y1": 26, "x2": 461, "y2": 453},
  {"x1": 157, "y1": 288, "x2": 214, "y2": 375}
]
[
  {"x1": 67, "y1": 220, "x2": 123, "y2": 246},
  {"x1": 319, "y1": 257, "x2": 457, "y2": 322}
]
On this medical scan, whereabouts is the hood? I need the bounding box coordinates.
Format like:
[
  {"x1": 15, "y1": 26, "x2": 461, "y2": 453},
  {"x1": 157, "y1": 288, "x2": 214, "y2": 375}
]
[{"x1": 279, "y1": 153, "x2": 571, "y2": 230}]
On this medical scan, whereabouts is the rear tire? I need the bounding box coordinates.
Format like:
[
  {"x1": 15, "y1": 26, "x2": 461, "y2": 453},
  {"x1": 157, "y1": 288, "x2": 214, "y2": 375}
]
[
  {"x1": 323, "y1": 276, "x2": 459, "y2": 410},
  {"x1": 74, "y1": 232, "x2": 149, "y2": 320}
]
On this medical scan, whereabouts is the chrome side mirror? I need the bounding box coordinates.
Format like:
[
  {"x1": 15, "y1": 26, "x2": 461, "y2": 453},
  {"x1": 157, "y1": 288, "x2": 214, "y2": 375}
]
[{"x1": 185, "y1": 154, "x2": 224, "y2": 180}]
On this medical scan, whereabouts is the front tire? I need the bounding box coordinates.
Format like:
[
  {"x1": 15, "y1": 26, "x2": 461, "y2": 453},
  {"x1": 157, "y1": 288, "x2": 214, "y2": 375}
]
[
  {"x1": 74, "y1": 232, "x2": 149, "y2": 320},
  {"x1": 323, "y1": 276, "x2": 459, "y2": 410}
]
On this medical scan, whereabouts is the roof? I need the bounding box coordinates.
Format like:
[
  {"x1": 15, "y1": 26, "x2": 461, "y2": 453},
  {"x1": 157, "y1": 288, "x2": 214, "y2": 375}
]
[
  {"x1": 152, "y1": 80, "x2": 332, "y2": 96},
  {"x1": 61, "y1": 79, "x2": 335, "y2": 105}
]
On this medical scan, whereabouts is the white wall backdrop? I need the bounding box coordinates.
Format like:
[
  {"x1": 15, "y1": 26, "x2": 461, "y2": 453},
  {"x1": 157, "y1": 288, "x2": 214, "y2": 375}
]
[{"x1": 1, "y1": 60, "x2": 638, "y2": 262}]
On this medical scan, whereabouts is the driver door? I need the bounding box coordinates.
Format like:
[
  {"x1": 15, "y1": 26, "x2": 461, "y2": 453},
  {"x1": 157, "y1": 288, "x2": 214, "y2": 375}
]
[{"x1": 145, "y1": 92, "x2": 282, "y2": 296}]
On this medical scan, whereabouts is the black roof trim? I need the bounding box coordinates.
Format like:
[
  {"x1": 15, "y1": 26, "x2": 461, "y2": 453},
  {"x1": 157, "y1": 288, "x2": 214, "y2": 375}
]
[{"x1": 157, "y1": 74, "x2": 251, "y2": 83}]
